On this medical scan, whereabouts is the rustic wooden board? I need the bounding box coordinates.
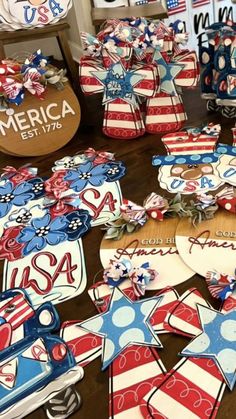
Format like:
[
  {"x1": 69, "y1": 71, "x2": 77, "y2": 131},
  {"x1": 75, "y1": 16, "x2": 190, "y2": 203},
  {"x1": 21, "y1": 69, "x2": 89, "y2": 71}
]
[
  {"x1": 0, "y1": 83, "x2": 81, "y2": 157},
  {"x1": 100, "y1": 217, "x2": 195, "y2": 289},
  {"x1": 176, "y1": 209, "x2": 236, "y2": 277}
]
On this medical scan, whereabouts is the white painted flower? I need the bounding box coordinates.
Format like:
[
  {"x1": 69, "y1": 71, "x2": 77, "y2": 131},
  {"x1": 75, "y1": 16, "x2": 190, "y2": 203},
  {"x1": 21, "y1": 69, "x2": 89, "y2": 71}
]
[{"x1": 52, "y1": 155, "x2": 87, "y2": 172}]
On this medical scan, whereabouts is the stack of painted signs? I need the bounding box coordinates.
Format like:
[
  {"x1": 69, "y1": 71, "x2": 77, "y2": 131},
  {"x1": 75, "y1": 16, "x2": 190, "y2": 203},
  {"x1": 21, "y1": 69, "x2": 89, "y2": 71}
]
[
  {"x1": 0, "y1": 0, "x2": 72, "y2": 31},
  {"x1": 79, "y1": 18, "x2": 200, "y2": 139}
]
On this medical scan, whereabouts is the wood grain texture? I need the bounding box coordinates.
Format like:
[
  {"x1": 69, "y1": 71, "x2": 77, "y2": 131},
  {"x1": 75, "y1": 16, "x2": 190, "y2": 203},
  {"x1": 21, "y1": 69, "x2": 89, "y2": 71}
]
[{"x1": 0, "y1": 86, "x2": 234, "y2": 418}]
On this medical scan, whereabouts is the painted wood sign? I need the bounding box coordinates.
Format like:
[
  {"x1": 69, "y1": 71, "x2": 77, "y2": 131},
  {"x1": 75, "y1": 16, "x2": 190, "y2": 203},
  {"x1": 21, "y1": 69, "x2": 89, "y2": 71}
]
[
  {"x1": 176, "y1": 210, "x2": 236, "y2": 277},
  {"x1": 152, "y1": 124, "x2": 223, "y2": 194},
  {"x1": 3, "y1": 240, "x2": 87, "y2": 307},
  {"x1": 0, "y1": 84, "x2": 81, "y2": 157},
  {"x1": 4, "y1": 0, "x2": 72, "y2": 28},
  {"x1": 100, "y1": 218, "x2": 195, "y2": 289},
  {"x1": 216, "y1": 126, "x2": 236, "y2": 185}
]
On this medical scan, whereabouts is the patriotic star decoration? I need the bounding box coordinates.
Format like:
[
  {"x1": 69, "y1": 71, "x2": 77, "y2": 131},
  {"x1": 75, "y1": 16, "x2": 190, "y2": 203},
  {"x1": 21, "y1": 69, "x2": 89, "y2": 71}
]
[
  {"x1": 153, "y1": 50, "x2": 184, "y2": 96},
  {"x1": 80, "y1": 287, "x2": 163, "y2": 370},
  {"x1": 91, "y1": 62, "x2": 145, "y2": 106},
  {"x1": 181, "y1": 305, "x2": 236, "y2": 390}
]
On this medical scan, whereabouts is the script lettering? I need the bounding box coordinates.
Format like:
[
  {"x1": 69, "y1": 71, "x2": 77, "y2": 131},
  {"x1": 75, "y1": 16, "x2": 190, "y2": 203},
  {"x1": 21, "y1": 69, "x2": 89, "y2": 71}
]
[
  {"x1": 114, "y1": 239, "x2": 178, "y2": 261},
  {"x1": 188, "y1": 230, "x2": 236, "y2": 254},
  {"x1": 79, "y1": 188, "x2": 117, "y2": 219}
]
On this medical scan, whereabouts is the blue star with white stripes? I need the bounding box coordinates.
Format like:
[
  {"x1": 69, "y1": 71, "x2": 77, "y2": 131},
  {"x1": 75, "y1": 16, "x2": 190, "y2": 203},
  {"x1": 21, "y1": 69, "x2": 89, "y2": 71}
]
[{"x1": 154, "y1": 50, "x2": 184, "y2": 96}]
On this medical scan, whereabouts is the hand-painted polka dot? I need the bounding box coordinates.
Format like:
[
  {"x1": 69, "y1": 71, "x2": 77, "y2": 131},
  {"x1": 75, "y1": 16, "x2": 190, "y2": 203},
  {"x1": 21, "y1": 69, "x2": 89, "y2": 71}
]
[
  {"x1": 104, "y1": 338, "x2": 115, "y2": 362},
  {"x1": 217, "y1": 147, "x2": 228, "y2": 154},
  {"x1": 199, "y1": 307, "x2": 217, "y2": 324},
  {"x1": 161, "y1": 81, "x2": 172, "y2": 93},
  {"x1": 165, "y1": 155, "x2": 175, "y2": 162},
  {"x1": 190, "y1": 155, "x2": 201, "y2": 161},
  {"x1": 119, "y1": 328, "x2": 145, "y2": 348},
  {"x1": 186, "y1": 332, "x2": 210, "y2": 353},
  {"x1": 176, "y1": 158, "x2": 186, "y2": 164},
  {"x1": 225, "y1": 203, "x2": 232, "y2": 211},
  {"x1": 158, "y1": 65, "x2": 167, "y2": 78},
  {"x1": 217, "y1": 349, "x2": 236, "y2": 373},
  {"x1": 153, "y1": 159, "x2": 162, "y2": 166},
  {"x1": 112, "y1": 306, "x2": 135, "y2": 328},
  {"x1": 112, "y1": 288, "x2": 124, "y2": 302},
  {"x1": 220, "y1": 320, "x2": 236, "y2": 342},
  {"x1": 232, "y1": 148, "x2": 236, "y2": 154},
  {"x1": 140, "y1": 300, "x2": 159, "y2": 316},
  {"x1": 84, "y1": 316, "x2": 103, "y2": 332},
  {"x1": 202, "y1": 157, "x2": 214, "y2": 164}
]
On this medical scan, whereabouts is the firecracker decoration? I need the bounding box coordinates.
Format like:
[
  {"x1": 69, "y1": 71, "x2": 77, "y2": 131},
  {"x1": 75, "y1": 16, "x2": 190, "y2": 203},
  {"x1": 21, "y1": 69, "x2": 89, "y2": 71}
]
[
  {"x1": 140, "y1": 288, "x2": 228, "y2": 419},
  {"x1": 0, "y1": 50, "x2": 68, "y2": 111},
  {"x1": 199, "y1": 21, "x2": 236, "y2": 118},
  {"x1": 79, "y1": 18, "x2": 199, "y2": 139},
  {"x1": 61, "y1": 276, "x2": 180, "y2": 418},
  {"x1": 0, "y1": 287, "x2": 83, "y2": 419},
  {"x1": 152, "y1": 123, "x2": 224, "y2": 194}
]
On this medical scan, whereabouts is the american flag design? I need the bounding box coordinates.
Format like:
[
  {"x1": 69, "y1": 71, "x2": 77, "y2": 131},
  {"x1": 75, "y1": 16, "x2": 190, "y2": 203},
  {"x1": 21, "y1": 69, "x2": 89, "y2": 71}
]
[
  {"x1": 140, "y1": 288, "x2": 227, "y2": 419},
  {"x1": 0, "y1": 293, "x2": 35, "y2": 331},
  {"x1": 174, "y1": 51, "x2": 200, "y2": 88},
  {"x1": 192, "y1": 0, "x2": 211, "y2": 7},
  {"x1": 145, "y1": 92, "x2": 187, "y2": 134},
  {"x1": 61, "y1": 285, "x2": 179, "y2": 419},
  {"x1": 166, "y1": 0, "x2": 187, "y2": 16},
  {"x1": 161, "y1": 129, "x2": 219, "y2": 156},
  {"x1": 80, "y1": 60, "x2": 156, "y2": 139}
]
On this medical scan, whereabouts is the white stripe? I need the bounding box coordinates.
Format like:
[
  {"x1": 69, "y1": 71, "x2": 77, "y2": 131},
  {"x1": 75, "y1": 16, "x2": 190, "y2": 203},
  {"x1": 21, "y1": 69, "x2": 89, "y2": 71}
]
[
  {"x1": 108, "y1": 103, "x2": 132, "y2": 112},
  {"x1": 168, "y1": 141, "x2": 215, "y2": 149},
  {"x1": 149, "y1": 389, "x2": 200, "y2": 419},
  {"x1": 11, "y1": 308, "x2": 33, "y2": 327},
  {"x1": 110, "y1": 406, "x2": 143, "y2": 419},
  {"x1": 180, "y1": 360, "x2": 223, "y2": 398},
  {"x1": 5, "y1": 301, "x2": 29, "y2": 322},
  {"x1": 76, "y1": 347, "x2": 102, "y2": 364},
  {"x1": 180, "y1": 292, "x2": 210, "y2": 310},
  {"x1": 146, "y1": 113, "x2": 185, "y2": 124},
  {"x1": 81, "y1": 84, "x2": 103, "y2": 94},
  {"x1": 168, "y1": 315, "x2": 201, "y2": 336},
  {"x1": 104, "y1": 119, "x2": 137, "y2": 129},
  {"x1": 112, "y1": 361, "x2": 163, "y2": 393},
  {"x1": 148, "y1": 97, "x2": 173, "y2": 106}
]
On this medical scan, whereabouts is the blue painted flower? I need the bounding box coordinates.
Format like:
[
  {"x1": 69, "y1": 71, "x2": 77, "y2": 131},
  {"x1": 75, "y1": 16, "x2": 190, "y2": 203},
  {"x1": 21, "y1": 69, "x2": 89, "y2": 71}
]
[
  {"x1": 17, "y1": 212, "x2": 69, "y2": 256},
  {"x1": 0, "y1": 181, "x2": 34, "y2": 218},
  {"x1": 27, "y1": 177, "x2": 45, "y2": 199},
  {"x1": 105, "y1": 162, "x2": 126, "y2": 182},
  {"x1": 64, "y1": 161, "x2": 109, "y2": 192},
  {"x1": 64, "y1": 210, "x2": 92, "y2": 241}
]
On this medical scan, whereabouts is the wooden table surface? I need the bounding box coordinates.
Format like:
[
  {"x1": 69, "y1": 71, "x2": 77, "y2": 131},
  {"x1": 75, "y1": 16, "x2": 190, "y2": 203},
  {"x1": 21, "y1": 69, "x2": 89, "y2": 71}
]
[{"x1": 0, "y1": 87, "x2": 234, "y2": 419}]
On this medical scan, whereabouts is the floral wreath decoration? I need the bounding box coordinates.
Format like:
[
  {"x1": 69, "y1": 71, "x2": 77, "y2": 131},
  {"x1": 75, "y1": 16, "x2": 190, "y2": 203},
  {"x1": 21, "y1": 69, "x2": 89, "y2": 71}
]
[
  {"x1": 0, "y1": 49, "x2": 68, "y2": 109},
  {"x1": 0, "y1": 149, "x2": 126, "y2": 261},
  {"x1": 104, "y1": 187, "x2": 234, "y2": 240}
]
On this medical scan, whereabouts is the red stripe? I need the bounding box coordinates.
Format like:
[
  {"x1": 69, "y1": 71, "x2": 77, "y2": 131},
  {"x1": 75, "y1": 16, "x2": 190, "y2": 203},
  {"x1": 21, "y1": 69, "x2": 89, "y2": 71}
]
[
  {"x1": 67, "y1": 333, "x2": 102, "y2": 359},
  {"x1": 150, "y1": 301, "x2": 178, "y2": 329},
  {"x1": 190, "y1": 357, "x2": 224, "y2": 380},
  {"x1": 164, "y1": 137, "x2": 216, "y2": 144},
  {"x1": 111, "y1": 346, "x2": 161, "y2": 376},
  {"x1": 160, "y1": 370, "x2": 219, "y2": 417},
  {"x1": 104, "y1": 111, "x2": 136, "y2": 122},
  {"x1": 146, "y1": 103, "x2": 184, "y2": 116},
  {"x1": 146, "y1": 121, "x2": 186, "y2": 134},
  {"x1": 169, "y1": 145, "x2": 215, "y2": 153}
]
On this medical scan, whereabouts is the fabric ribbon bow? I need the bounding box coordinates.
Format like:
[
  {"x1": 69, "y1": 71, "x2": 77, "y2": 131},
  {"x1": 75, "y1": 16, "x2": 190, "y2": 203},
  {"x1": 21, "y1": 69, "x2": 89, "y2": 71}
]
[
  {"x1": 1, "y1": 165, "x2": 38, "y2": 183},
  {"x1": 43, "y1": 194, "x2": 81, "y2": 217},
  {"x1": 206, "y1": 270, "x2": 236, "y2": 301},
  {"x1": 84, "y1": 148, "x2": 115, "y2": 164},
  {"x1": 23, "y1": 68, "x2": 45, "y2": 98},
  {"x1": 120, "y1": 192, "x2": 169, "y2": 226},
  {"x1": 103, "y1": 259, "x2": 158, "y2": 297}
]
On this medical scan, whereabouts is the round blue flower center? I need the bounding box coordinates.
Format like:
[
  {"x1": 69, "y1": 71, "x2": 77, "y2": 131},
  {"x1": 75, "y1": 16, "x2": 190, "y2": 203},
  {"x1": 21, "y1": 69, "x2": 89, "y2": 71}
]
[
  {"x1": 108, "y1": 167, "x2": 119, "y2": 175},
  {"x1": 64, "y1": 160, "x2": 75, "y2": 168},
  {"x1": 0, "y1": 193, "x2": 14, "y2": 203},
  {"x1": 36, "y1": 226, "x2": 50, "y2": 237},
  {"x1": 32, "y1": 183, "x2": 44, "y2": 192}
]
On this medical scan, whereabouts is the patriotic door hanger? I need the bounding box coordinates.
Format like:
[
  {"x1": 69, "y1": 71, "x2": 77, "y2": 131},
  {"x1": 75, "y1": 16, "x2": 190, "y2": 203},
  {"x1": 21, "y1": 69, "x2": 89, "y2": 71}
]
[
  {"x1": 61, "y1": 271, "x2": 181, "y2": 419},
  {"x1": 0, "y1": 288, "x2": 83, "y2": 419},
  {"x1": 216, "y1": 125, "x2": 236, "y2": 186},
  {"x1": 152, "y1": 123, "x2": 223, "y2": 194}
]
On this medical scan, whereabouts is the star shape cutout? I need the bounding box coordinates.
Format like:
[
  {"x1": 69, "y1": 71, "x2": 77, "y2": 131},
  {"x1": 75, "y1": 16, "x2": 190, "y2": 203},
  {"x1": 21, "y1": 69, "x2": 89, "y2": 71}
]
[
  {"x1": 80, "y1": 287, "x2": 163, "y2": 370},
  {"x1": 181, "y1": 304, "x2": 236, "y2": 390},
  {"x1": 153, "y1": 50, "x2": 184, "y2": 96},
  {"x1": 91, "y1": 62, "x2": 145, "y2": 106}
]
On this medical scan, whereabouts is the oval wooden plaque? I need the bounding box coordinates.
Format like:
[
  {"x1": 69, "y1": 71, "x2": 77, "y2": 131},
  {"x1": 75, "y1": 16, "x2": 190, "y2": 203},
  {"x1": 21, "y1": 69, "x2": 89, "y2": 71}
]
[
  {"x1": 176, "y1": 210, "x2": 236, "y2": 277},
  {"x1": 100, "y1": 218, "x2": 195, "y2": 289},
  {"x1": 0, "y1": 83, "x2": 81, "y2": 157}
]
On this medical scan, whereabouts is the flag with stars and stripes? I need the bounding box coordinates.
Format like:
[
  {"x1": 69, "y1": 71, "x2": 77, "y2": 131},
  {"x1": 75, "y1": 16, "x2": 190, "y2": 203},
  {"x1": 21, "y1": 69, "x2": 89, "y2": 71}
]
[
  {"x1": 166, "y1": 0, "x2": 186, "y2": 15},
  {"x1": 192, "y1": 0, "x2": 211, "y2": 8}
]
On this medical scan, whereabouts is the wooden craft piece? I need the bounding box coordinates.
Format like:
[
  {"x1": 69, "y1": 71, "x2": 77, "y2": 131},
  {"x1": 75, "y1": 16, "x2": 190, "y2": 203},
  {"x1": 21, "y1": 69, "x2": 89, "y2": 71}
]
[
  {"x1": 216, "y1": 126, "x2": 236, "y2": 186},
  {"x1": 93, "y1": 0, "x2": 128, "y2": 7},
  {"x1": 100, "y1": 218, "x2": 195, "y2": 289},
  {"x1": 176, "y1": 209, "x2": 236, "y2": 278},
  {"x1": 0, "y1": 83, "x2": 81, "y2": 157},
  {"x1": 3, "y1": 239, "x2": 87, "y2": 307},
  {"x1": 152, "y1": 124, "x2": 223, "y2": 194},
  {"x1": 0, "y1": 288, "x2": 84, "y2": 419}
]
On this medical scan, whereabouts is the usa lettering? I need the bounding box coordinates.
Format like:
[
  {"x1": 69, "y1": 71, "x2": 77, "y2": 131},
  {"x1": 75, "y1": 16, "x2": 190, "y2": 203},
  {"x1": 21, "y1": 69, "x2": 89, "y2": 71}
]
[
  {"x1": 170, "y1": 176, "x2": 215, "y2": 192},
  {"x1": 24, "y1": 0, "x2": 64, "y2": 24}
]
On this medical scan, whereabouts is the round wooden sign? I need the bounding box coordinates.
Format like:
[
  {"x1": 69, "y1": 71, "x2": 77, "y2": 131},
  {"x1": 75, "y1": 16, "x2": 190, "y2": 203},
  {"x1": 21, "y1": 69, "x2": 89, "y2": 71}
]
[
  {"x1": 176, "y1": 210, "x2": 236, "y2": 277},
  {"x1": 100, "y1": 218, "x2": 195, "y2": 289},
  {"x1": 0, "y1": 83, "x2": 81, "y2": 157}
]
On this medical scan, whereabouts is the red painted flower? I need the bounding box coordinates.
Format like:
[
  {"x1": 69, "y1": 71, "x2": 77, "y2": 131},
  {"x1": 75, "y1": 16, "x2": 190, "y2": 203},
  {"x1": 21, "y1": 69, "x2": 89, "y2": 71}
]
[{"x1": 0, "y1": 226, "x2": 24, "y2": 261}]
